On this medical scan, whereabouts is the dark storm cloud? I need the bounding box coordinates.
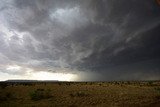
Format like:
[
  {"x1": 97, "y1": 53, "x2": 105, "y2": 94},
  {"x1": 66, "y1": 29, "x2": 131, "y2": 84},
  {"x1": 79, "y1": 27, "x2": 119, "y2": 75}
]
[{"x1": 0, "y1": 0, "x2": 160, "y2": 80}]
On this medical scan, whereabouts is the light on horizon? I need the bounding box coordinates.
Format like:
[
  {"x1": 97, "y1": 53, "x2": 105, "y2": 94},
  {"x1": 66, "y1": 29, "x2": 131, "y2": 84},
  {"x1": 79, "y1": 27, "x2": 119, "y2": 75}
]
[{"x1": 31, "y1": 71, "x2": 78, "y2": 81}]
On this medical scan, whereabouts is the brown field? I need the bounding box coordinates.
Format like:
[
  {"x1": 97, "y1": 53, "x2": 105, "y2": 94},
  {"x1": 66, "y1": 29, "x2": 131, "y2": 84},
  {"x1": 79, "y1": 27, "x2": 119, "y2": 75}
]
[{"x1": 1, "y1": 81, "x2": 160, "y2": 107}]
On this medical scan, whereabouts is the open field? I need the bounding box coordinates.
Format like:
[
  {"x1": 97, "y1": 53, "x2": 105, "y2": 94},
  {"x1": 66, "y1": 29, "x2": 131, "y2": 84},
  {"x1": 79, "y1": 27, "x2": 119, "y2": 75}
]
[{"x1": 1, "y1": 81, "x2": 160, "y2": 107}]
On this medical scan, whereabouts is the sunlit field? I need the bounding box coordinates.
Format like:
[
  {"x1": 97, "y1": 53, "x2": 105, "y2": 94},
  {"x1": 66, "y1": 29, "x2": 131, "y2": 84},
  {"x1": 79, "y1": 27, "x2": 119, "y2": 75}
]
[{"x1": 1, "y1": 81, "x2": 160, "y2": 107}]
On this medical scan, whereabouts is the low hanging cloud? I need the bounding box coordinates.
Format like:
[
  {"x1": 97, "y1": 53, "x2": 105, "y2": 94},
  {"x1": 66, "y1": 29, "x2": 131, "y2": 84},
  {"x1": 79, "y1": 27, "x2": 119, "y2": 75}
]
[{"x1": 0, "y1": 0, "x2": 160, "y2": 81}]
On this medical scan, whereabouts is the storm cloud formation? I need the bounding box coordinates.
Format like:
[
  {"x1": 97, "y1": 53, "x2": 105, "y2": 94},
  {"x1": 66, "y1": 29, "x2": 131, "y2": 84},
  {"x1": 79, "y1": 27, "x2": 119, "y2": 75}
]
[{"x1": 0, "y1": 0, "x2": 160, "y2": 81}]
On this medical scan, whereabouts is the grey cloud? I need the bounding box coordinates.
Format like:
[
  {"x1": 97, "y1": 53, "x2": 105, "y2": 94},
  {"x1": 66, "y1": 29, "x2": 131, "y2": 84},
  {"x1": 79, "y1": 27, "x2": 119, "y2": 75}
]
[{"x1": 0, "y1": 0, "x2": 160, "y2": 80}]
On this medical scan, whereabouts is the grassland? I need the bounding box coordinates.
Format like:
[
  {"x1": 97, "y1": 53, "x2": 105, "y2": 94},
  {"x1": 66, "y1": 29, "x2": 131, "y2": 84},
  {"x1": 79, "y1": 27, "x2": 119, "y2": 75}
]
[{"x1": 1, "y1": 81, "x2": 160, "y2": 107}]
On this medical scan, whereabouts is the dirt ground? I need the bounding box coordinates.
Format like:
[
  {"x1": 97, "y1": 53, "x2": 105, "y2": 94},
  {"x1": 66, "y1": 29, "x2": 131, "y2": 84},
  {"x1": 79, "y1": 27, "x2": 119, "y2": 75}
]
[{"x1": 0, "y1": 81, "x2": 160, "y2": 107}]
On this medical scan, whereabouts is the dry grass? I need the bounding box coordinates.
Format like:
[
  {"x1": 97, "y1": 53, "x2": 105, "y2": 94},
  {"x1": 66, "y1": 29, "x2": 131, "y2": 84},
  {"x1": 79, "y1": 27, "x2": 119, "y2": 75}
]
[{"x1": 0, "y1": 81, "x2": 160, "y2": 107}]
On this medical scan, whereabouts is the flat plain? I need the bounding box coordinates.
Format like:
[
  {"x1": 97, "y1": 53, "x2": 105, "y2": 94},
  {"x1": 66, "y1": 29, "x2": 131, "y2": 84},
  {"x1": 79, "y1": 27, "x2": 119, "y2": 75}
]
[{"x1": 1, "y1": 81, "x2": 160, "y2": 107}]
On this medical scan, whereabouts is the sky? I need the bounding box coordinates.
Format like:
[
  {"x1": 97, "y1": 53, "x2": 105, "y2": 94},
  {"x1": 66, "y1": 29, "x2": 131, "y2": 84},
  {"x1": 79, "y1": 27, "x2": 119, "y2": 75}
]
[{"x1": 0, "y1": 0, "x2": 160, "y2": 81}]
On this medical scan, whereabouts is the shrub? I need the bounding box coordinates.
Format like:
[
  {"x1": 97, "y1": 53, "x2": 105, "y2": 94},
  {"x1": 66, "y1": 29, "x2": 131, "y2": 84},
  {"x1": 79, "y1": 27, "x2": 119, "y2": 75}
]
[
  {"x1": 0, "y1": 83, "x2": 8, "y2": 89},
  {"x1": 89, "y1": 83, "x2": 93, "y2": 85},
  {"x1": 154, "y1": 87, "x2": 160, "y2": 100},
  {"x1": 127, "y1": 81, "x2": 131, "y2": 85},
  {"x1": 0, "y1": 92, "x2": 13, "y2": 102},
  {"x1": 29, "y1": 89, "x2": 52, "y2": 101},
  {"x1": 58, "y1": 82, "x2": 62, "y2": 85},
  {"x1": 0, "y1": 96, "x2": 7, "y2": 102},
  {"x1": 99, "y1": 83, "x2": 102, "y2": 86},
  {"x1": 6, "y1": 92, "x2": 12, "y2": 98},
  {"x1": 148, "y1": 81, "x2": 153, "y2": 86},
  {"x1": 70, "y1": 91, "x2": 89, "y2": 97},
  {"x1": 65, "y1": 83, "x2": 71, "y2": 86},
  {"x1": 154, "y1": 87, "x2": 160, "y2": 92}
]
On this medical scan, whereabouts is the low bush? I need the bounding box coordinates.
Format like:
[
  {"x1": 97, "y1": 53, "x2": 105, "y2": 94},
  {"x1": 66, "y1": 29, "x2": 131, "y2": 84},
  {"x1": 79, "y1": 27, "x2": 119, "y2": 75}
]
[
  {"x1": 154, "y1": 87, "x2": 160, "y2": 92},
  {"x1": 70, "y1": 91, "x2": 89, "y2": 97},
  {"x1": 29, "y1": 89, "x2": 52, "y2": 101},
  {"x1": 148, "y1": 81, "x2": 153, "y2": 86},
  {"x1": 58, "y1": 82, "x2": 62, "y2": 85},
  {"x1": 0, "y1": 92, "x2": 13, "y2": 102},
  {"x1": 0, "y1": 83, "x2": 8, "y2": 89}
]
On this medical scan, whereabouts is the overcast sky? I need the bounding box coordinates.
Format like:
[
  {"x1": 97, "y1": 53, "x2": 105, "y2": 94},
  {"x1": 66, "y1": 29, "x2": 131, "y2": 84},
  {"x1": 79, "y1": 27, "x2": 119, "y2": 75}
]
[{"x1": 0, "y1": 0, "x2": 160, "y2": 81}]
